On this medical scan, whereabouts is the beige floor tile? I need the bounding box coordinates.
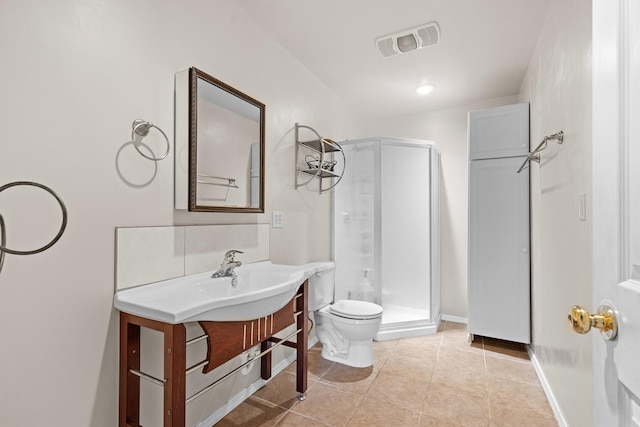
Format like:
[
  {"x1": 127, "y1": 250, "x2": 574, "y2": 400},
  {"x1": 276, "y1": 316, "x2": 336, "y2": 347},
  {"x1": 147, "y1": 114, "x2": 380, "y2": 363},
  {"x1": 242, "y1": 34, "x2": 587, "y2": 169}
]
[
  {"x1": 348, "y1": 396, "x2": 420, "y2": 427},
  {"x1": 319, "y1": 362, "x2": 378, "y2": 395},
  {"x1": 422, "y1": 382, "x2": 490, "y2": 427},
  {"x1": 442, "y1": 326, "x2": 469, "y2": 341},
  {"x1": 219, "y1": 323, "x2": 558, "y2": 427},
  {"x1": 395, "y1": 336, "x2": 441, "y2": 360},
  {"x1": 292, "y1": 382, "x2": 362, "y2": 426},
  {"x1": 485, "y1": 354, "x2": 539, "y2": 384},
  {"x1": 215, "y1": 396, "x2": 288, "y2": 427},
  {"x1": 372, "y1": 338, "x2": 400, "y2": 351},
  {"x1": 483, "y1": 337, "x2": 529, "y2": 360},
  {"x1": 436, "y1": 345, "x2": 486, "y2": 372},
  {"x1": 488, "y1": 376, "x2": 553, "y2": 416},
  {"x1": 442, "y1": 340, "x2": 485, "y2": 354},
  {"x1": 441, "y1": 324, "x2": 484, "y2": 353},
  {"x1": 284, "y1": 351, "x2": 334, "y2": 381},
  {"x1": 275, "y1": 411, "x2": 329, "y2": 426},
  {"x1": 381, "y1": 354, "x2": 435, "y2": 380},
  {"x1": 443, "y1": 321, "x2": 468, "y2": 331},
  {"x1": 367, "y1": 371, "x2": 429, "y2": 411},
  {"x1": 441, "y1": 334, "x2": 485, "y2": 354},
  {"x1": 309, "y1": 342, "x2": 323, "y2": 354},
  {"x1": 371, "y1": 347, "x2": 392, "y2": 369},
  {"x1": 371, "y1": 339, "x2": 398, "y2": 368},
  {"x1": 253, "y1": 372, "x2": 303, "y2": 409},
  {"x1": 419, "y1": 414, "x2": 466, "y2": 427},
  {"x1": 431, "y1": 366, "x2": 488, "y2": 398},
  {"x1": 490, "y1": 405, "x2": 558, "y2": 427}
]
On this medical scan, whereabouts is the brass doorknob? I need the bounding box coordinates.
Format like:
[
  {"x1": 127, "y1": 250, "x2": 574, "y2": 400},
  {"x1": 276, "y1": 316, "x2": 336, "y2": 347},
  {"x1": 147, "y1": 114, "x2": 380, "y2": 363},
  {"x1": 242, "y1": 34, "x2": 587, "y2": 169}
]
[{"x1": 567, "y1": 305, "x2": 617, "y2": 340}]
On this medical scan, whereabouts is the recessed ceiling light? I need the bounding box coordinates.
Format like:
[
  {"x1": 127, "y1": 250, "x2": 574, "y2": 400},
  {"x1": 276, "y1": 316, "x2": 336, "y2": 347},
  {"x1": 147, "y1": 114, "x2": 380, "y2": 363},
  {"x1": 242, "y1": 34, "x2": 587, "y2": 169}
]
[
  {"x1": 397, "y1": 34, "x2": 418, "y2": 53},
  {"x1": 415, "y1": 84, "x2": 435, "y2": 95}
]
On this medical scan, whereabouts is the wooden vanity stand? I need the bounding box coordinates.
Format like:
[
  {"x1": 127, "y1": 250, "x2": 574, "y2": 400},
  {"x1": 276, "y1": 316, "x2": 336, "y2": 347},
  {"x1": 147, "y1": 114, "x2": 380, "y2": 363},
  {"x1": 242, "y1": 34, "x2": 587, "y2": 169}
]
[{"x1": 119, "y1": 280, "x2": 308, "y2": 427}]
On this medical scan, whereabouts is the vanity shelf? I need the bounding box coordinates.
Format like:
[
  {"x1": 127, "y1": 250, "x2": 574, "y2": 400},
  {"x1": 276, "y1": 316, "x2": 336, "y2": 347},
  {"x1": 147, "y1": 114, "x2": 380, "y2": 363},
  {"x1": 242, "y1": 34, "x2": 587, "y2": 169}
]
[{"x1": 295, "y1": 123, "x2": 345, "y2": 193}]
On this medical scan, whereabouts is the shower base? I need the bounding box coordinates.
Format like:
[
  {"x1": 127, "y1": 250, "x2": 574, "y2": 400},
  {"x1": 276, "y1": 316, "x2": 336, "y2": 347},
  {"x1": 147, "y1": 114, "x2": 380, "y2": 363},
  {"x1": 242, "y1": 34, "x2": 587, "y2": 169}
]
[{"x1": 374, "y1": 304, "x2": 441, "y2": 341}]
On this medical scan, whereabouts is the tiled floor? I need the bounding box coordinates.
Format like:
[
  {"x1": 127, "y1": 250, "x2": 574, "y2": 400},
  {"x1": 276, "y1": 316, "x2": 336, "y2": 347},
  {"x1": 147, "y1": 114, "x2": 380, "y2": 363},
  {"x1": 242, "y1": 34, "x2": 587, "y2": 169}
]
[{"x1": 217, "y1": 321, "x2": 557, "y2": 426}]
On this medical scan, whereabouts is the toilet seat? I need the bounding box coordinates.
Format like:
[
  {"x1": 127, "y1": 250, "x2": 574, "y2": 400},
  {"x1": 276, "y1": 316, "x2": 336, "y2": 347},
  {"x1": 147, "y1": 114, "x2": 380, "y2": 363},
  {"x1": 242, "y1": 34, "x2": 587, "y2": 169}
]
[{"x1": 329, "y1": 300, "x2": 383, "y2": 320}]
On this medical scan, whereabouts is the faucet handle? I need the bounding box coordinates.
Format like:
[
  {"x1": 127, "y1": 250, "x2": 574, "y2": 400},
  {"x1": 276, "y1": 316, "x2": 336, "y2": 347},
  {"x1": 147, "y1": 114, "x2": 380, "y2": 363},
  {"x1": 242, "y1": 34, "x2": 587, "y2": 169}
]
[{"x1": 224, "y1": 249, "x2": 244, "y2": 261}]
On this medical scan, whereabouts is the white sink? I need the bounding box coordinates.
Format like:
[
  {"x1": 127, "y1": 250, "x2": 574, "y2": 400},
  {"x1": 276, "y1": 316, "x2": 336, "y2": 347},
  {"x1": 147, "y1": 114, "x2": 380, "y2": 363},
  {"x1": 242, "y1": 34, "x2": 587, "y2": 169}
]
[{"x1": 114, "y1": 261, "x2": 319, "y2": 324}]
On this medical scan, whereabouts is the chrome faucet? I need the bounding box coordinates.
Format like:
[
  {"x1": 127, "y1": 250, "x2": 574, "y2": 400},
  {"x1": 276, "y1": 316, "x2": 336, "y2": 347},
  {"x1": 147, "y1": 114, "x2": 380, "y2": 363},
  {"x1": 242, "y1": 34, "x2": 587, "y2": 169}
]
[{"x1": 211, "y1": 250, "x2": 243, "y2": 278}]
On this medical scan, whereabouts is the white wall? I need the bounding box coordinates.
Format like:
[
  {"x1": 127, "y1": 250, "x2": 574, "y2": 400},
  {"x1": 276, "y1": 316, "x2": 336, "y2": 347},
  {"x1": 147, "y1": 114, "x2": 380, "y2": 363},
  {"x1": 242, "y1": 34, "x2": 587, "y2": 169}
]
[
  {"x1": 362, "y1": 95, "x2": 518, "y2": 318},
  {"x1": 518, "y1": 0, "x2": 592, "y2": 425},
  {"x1": 0, "y1": 1, "x2": 361, "y2": 426}
]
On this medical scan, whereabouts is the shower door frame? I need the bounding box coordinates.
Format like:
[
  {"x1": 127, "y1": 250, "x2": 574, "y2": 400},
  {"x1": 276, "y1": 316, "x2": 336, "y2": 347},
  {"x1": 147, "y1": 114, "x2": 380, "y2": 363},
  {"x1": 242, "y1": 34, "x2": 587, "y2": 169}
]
[{"x1": 332, "y1": 137, "x2": 441, "y2": 341}]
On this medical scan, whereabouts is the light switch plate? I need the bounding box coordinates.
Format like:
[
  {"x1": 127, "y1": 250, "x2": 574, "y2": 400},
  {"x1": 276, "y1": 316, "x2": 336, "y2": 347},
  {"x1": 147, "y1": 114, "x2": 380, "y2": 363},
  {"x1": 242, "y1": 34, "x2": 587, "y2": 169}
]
[
  {"x1": 578, "y1": 193, "x2": 586, "y2": 221},
  {"x1": 272, "y1": 211, "x2": 284, "y2": 228}
]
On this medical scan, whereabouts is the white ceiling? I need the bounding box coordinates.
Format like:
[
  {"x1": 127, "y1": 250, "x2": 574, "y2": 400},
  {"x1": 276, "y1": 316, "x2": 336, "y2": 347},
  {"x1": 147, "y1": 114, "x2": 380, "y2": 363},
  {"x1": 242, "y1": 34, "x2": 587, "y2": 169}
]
[{"x1": 236, "y1": 0, "x2": 553, "y2": 120}]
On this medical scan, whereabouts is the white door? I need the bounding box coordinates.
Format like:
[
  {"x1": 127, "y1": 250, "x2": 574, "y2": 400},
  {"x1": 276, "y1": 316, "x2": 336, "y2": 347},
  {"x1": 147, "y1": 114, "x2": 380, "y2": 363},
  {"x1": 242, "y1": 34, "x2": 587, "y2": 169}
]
[
  {"x1": 592, "y1": 1, "x2": 640, "y2": 424},
  {"x1": 468, "y1": 156, "x2": 530, "y2": 344}
]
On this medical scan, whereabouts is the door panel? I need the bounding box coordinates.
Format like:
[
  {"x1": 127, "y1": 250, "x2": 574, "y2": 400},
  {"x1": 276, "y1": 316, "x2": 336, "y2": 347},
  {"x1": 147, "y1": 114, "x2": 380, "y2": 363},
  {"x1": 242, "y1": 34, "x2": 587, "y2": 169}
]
[
  {"x1": 468, "y1": 103, "x2": 530, "y2": 160},
  {"x1": 615, "y1": 281, "x2": 640, "y2": 400},
  {"x1": 592, "y1": 0, "x2": 640, "y2": 425},
  {"x1": 468, "y1": 156, "x2": 530, "y2": 343}
]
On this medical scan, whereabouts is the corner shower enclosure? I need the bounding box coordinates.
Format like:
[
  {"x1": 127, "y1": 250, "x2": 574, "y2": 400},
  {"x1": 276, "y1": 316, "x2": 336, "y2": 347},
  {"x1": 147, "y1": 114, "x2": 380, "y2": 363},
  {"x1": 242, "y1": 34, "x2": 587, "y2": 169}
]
[{"x1": 333, "y1": 137, "x2": 440, "y2": 340}]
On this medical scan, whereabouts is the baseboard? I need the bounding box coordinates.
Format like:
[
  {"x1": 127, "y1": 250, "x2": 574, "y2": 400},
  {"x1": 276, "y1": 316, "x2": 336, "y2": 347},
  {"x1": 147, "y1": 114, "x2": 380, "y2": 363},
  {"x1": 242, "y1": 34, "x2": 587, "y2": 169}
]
[
  {"x1": 527, "y1": 347, "x2": 568, "y2": 427},
  {"x1": 375, "y1": 322, "x2": 438, "y2": 341},
  {"x1": 196, "y1": 336, "x2": 319, "y2": 427},
  {"x1": 441, "y1": 314, "x2": 467, "y2": 324}
]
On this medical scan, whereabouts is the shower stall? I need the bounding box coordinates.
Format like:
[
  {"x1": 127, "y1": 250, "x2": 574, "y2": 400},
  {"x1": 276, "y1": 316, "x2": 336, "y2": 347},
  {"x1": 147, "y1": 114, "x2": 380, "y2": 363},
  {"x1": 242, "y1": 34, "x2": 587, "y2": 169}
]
[{"x1": 333, "y1": 137, "x2": 440, "y2": 340}]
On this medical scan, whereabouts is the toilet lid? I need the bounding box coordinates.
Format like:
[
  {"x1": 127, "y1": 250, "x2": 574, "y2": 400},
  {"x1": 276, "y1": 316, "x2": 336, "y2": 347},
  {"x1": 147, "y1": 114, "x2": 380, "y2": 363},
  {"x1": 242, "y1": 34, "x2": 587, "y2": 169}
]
[{"x1": 329, "y1": 300, "x2": 383, "y2": 319}]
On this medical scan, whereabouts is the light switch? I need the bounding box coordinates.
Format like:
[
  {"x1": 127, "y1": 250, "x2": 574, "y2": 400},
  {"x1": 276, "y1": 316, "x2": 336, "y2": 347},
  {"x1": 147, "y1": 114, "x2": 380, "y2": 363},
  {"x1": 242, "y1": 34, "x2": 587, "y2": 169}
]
[
  {"x1": 578, "y1": 193, "x2": 586, "y2": 221},
  {"x1": 272, "y1": 211, "x2": 284, "y2": 228}
]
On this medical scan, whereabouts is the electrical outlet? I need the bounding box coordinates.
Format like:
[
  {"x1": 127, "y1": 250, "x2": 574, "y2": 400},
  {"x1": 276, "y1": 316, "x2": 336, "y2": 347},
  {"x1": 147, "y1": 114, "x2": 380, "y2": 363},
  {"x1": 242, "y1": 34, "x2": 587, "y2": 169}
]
[{"x1": 272, "y1": 211, "x2": 284, "y2": 228}]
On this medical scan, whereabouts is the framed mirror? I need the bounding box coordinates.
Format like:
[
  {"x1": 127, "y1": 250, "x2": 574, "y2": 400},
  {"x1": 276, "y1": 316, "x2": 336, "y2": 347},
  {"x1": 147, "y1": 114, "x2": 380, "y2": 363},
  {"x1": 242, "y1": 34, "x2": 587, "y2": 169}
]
[{"x1": 179, "y1": 67, "x2": 265, "y2": 212}]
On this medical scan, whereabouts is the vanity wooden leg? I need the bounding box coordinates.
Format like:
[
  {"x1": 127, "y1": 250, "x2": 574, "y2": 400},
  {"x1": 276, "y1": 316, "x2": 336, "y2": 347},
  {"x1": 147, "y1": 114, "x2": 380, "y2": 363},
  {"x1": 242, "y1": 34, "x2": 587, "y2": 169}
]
[
  {"x1": 119, "y1": 313, "x2": 187, "y2": 427},
  {"x1": 163, "y1": 323, "x2": 186, "y2": 427},
  {"x1": 260, "y1": 340, "x2": 272, "y2": 380},
  {"x1": 119, "y1": 313, "x2": 141, "y2": 427},
  {"x1": 296, "y1": 280, "x2": 308, "y2": 396}
]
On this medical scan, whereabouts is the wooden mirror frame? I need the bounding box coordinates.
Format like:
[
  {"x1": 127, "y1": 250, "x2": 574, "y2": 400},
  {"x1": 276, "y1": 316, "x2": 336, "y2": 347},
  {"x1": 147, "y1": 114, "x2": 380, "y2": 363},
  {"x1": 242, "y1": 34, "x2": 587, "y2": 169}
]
[{"x1": 188, "y1": 67, "x2": 265, "y2": 213}]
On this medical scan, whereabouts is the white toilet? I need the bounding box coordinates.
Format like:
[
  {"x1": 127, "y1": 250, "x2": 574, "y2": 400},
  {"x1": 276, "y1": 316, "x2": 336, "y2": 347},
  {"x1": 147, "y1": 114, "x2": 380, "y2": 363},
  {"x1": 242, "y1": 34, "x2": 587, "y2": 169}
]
[{"x1": 307, "y1": 262, "x2": 383, "y2": 368}]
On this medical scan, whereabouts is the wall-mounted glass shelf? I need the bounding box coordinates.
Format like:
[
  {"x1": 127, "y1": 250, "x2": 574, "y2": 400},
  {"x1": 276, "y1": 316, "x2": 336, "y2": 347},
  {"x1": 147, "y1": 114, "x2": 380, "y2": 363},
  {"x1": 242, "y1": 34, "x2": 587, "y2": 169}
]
[
  {"x1": 298, "y1": 139, "x2": 342, "y2": 153},
  {"x1": 298, "y1": 168, "x2": 342, "y2": 179},
  {"x1": 294, "y1": 123, "x2": 345, "y2": 194}
]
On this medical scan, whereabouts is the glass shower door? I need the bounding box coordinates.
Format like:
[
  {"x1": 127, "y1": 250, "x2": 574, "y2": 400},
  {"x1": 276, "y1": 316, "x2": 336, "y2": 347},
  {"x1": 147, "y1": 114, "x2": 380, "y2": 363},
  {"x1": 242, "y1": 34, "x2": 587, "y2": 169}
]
[
  {"x1": 379, "y1": 141, "x2": 431, "y2": 324},
  {"x1": 333, "y1": 140, "x2": 377, "y2": 302}
]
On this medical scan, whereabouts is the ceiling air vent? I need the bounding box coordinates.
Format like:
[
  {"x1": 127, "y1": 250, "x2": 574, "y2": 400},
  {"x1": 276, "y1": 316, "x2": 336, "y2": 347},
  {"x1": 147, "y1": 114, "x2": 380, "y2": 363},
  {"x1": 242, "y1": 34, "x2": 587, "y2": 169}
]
[{"x1": 375, "y1": 22, "x2": 440, "y2": 58}]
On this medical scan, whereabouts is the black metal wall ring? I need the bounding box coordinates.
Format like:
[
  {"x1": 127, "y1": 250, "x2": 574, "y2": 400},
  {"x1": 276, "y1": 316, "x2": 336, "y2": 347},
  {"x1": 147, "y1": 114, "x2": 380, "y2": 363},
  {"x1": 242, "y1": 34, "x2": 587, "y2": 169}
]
[{"x1": 0, "y1": 181, "x2": 68, "y2": 274}]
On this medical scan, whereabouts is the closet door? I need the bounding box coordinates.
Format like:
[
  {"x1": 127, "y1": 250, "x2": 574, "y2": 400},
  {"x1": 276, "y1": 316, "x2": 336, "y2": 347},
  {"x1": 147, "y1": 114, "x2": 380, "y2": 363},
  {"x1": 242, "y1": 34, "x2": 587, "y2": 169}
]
[
  {"x1": 468, "y1": 156, "x2": 530, "y2": 343},
  {"x1": 468, "y1": 103, "x2": 529, "y2": 160}
]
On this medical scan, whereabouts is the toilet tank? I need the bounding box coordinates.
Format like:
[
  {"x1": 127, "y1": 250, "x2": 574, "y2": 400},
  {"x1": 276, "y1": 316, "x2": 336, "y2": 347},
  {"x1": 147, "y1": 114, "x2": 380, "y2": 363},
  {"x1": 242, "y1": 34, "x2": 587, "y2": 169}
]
[{"x1": 306, "y1": 261, "x2": 336, "y2": 311}]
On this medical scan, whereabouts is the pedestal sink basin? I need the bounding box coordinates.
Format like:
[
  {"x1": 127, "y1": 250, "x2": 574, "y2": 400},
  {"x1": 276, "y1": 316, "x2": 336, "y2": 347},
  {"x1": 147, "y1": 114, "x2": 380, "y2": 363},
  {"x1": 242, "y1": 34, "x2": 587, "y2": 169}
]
[{"x1": 114, "y1": 261, "x2": 318, "y2": 324}]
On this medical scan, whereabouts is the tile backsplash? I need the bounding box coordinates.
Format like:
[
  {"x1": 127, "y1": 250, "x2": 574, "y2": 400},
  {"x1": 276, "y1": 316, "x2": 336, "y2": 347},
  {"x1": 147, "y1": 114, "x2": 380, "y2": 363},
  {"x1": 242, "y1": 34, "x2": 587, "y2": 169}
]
[{"x1": 115, "y1": 224, "x2": 270, "y2": 291}]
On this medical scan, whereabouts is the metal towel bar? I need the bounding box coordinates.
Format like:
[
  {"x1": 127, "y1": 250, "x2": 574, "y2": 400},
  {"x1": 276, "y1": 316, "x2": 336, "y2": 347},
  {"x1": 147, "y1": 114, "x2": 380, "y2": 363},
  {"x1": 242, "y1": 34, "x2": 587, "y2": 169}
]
[
  {"x1": 197, "y1": 173, "x2": 239, "y2": 188},
  {"x1": 129, "y1": 327, "x2": 302, "y2": 405},
  {"x1": 517, "y1": 131, "x2": 564, "y2": 173}
]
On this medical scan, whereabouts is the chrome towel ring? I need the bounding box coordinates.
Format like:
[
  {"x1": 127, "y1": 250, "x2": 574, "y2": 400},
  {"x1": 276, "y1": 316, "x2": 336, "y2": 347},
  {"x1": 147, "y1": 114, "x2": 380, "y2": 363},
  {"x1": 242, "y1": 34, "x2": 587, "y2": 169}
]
[
  {"x1": 131, "y1": 119, "x2": 170, "y2": 161},
  {"x1": 0, "y1": 181, "x2": 68, "y2": 275}
]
